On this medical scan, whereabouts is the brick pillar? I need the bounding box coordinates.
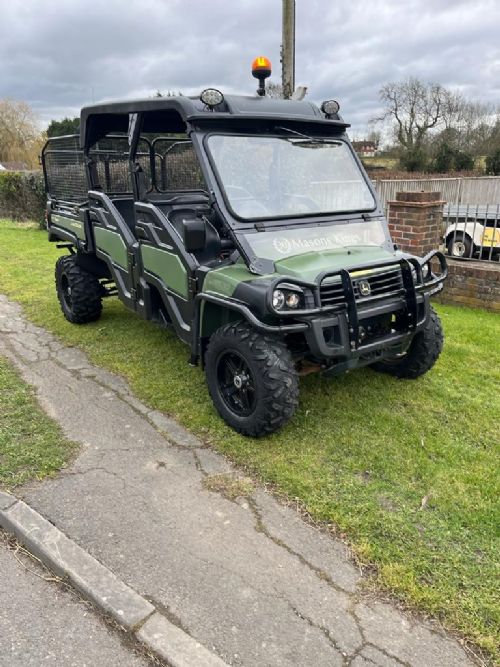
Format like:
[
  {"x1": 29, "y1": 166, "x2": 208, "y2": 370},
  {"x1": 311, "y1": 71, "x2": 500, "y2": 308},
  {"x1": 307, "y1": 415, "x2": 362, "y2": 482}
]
[{"x1": 387, "y1": 191, "x2": 444, "y2": 256}]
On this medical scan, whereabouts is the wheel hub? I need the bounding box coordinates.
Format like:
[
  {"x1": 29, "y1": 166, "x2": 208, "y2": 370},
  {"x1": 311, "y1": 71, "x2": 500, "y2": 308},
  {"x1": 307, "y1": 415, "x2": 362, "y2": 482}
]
[
  {"x1": 233, "y1": 374, "x2": 248, "y2": 389},
  {"x1": 452, "y1": 241, "x2": 465, "y2": 256}
]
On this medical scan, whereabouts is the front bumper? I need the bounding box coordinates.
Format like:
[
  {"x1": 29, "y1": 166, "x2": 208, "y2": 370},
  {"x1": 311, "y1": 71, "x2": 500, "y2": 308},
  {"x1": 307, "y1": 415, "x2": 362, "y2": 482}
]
[
  {"x1": 278, "y1": 251, "x2": 446, "y2": 361},
  {"x1": 195, "y1": 251, "x2": 447, "y2": 369},
  {"x1": 303, "y1": 293, "x2": 429, "y2": 373}
]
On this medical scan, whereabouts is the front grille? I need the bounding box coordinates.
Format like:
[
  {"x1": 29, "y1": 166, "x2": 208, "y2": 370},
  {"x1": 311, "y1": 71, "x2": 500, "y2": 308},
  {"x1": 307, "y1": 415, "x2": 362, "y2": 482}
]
[
  {"x1": 352, "y1": 266, "x2": 403, "y2": 300},
  {"x1": 319, "y1": 279, "x2": 345, "y2": 307},
  {"x1": 320, "y1": 266, "x2": 404, "y2": 307}
]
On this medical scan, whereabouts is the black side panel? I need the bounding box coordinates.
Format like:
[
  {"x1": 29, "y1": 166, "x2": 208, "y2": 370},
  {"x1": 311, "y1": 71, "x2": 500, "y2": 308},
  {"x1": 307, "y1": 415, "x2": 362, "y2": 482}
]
[
  {"x1": 134, "y1": 203, "x2": 199, "y2": 343},
  {"x1": 87, "y1": 190, "x2": 138, "y2": 311}
]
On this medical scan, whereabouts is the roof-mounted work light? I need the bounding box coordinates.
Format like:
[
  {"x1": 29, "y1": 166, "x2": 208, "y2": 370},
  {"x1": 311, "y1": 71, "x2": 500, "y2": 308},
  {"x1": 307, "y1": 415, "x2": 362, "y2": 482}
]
[
  {"x1": 252, "y1": 56, "x2": 272, "y2": 96},
  {"x1": 321, "y1": 100, "x2": 340, "y2": 118},
  {"x1": 200, "y1": 88, "x2": 224, "y2": 109}
]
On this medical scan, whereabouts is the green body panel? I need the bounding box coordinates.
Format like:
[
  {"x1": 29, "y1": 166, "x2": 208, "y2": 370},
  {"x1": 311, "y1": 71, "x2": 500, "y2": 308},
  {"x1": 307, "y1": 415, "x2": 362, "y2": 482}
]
[
  {"x1": 202, "y1": 261, "x2": 270, "y2": 298},
  {"x1": 273, "y1": 246, "x2": 400, "y2": 283},
  {"x1": 51, "y1": 214, "x2": 86, "y2": 240},
  {"x1": 94, "y1": 227, "x2": 128, "y2": 269},
  {"x1": 203, "y1": 247, "x2": 401, "y2": 299},
  {"x1": 141, "y1": 245, "x2": 188, "y2": 298}
]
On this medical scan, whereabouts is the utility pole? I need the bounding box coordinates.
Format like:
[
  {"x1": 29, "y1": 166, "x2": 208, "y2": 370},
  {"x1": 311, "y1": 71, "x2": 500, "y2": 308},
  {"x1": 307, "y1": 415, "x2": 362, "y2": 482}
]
[{"x1": 281, "y1": 0, "x2": 295, "y2": 99}]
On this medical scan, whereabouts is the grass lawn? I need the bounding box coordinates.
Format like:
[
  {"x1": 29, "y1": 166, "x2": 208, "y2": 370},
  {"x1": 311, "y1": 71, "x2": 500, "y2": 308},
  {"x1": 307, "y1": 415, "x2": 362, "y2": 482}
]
[
  {"x1": 0, "y1": 219, "x2": 498, "y2": 659},
  {"x1": 0, "y1": 354, "x2": 77, "y2": 488}
]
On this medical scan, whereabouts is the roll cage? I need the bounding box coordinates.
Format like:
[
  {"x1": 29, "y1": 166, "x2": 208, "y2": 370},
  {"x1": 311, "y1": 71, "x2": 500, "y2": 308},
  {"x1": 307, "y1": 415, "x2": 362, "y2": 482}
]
[{"x1": 45, "y1": 94, "x2": 381, "y2": 277}]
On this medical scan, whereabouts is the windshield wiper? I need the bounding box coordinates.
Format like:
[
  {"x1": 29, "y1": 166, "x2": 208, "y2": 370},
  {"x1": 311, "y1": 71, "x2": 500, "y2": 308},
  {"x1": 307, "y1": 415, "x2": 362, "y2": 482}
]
[{"x1": 275, "y1": 126, "x2": 341, "y2": 145}]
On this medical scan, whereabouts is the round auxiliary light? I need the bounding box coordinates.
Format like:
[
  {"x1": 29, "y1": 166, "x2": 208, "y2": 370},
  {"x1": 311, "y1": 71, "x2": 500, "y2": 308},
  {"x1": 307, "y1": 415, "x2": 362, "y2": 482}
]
[
  {"x1": 286, "y1": 292, "x2": 301, "y2": 309},
  {"x1": 200, "y1": 88, "x2": 224, "y2": 108},
  {"x1": 321, "y1": 100, "x2": 340, "y2": 116},
  {"x1": 272, "y1": 289, "x2": 285, "y2": 310}
]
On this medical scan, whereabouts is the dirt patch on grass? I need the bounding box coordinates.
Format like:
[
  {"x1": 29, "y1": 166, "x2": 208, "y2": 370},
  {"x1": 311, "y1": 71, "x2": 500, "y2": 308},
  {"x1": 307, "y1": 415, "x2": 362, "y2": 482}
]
[{"x1": 203, "y1": 473, "x2": 255, "y2": 500}]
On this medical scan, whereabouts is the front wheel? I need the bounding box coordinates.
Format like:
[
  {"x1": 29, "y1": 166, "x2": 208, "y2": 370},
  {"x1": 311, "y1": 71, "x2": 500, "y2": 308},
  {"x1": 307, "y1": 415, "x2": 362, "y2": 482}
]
[
  {"x1": 205, "y1": 322, "x2": 299, "y2": 437},
  {"x1": 371, "y1": 307, "x2": 444, "y2": 379}
]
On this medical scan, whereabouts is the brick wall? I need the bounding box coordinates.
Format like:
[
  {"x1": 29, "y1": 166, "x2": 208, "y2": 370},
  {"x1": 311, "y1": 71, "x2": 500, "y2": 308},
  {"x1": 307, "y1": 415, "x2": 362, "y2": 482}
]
[
  {"x1": 434, "y1": 259, "x2": 500, "y2": 312},
  {"x1": 388, "y1": 190, "x2": 500, "y2": 312},
  {"x1": 388, "y1": 191, "x2": 444, "y2": 257}
]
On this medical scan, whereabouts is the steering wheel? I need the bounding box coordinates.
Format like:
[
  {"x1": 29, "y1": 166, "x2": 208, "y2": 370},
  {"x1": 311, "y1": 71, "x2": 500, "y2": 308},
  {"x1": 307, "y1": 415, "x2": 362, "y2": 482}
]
[
  {"x1": 283, "y1": 194, "x2": 319, "y2": 213},
  {"x1": 225, "y1": 184, "x2": 269, "y2": 215}
]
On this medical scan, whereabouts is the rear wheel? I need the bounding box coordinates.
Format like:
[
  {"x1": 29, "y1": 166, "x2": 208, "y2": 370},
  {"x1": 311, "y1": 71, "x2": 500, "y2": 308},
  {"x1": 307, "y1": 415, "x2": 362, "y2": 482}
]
[
  {"x1": 446, "y1": 232, "x2": 473, "y2": 258},
  {"x1": 371, "y1": 307, "x2": 443, "y2": 379},
  {"x1": 55, "y1": 255, "x2": 102, "y2": 324},
  {"x1": 205, "y1": 322, "x2": 299, "y2": 437}
]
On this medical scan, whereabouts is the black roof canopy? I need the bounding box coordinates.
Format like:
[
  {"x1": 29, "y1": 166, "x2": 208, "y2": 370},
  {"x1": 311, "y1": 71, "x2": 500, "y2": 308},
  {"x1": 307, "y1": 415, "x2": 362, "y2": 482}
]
[{"x1": 80, "y1": 94, "x2": 349, "y2": 148}]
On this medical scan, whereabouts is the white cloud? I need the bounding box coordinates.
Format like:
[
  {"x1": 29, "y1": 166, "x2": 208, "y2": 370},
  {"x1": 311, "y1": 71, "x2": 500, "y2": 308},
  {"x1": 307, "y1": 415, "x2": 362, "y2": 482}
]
[{"x1": 0, "y1": 0, "x2": 498, "y2": 134}]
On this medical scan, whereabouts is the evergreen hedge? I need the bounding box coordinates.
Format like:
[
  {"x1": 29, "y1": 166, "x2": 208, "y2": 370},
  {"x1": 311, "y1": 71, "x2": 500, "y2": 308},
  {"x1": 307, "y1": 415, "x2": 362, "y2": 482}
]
[{"x1": 0, "y1": 171, "x2": 46, "y2": 225}]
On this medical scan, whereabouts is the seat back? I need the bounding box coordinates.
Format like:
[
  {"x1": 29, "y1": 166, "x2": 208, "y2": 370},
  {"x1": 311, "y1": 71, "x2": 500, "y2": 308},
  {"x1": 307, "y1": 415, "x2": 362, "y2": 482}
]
[{"x1": 111, "y1": 197, "x2": 136, "y2": 233}]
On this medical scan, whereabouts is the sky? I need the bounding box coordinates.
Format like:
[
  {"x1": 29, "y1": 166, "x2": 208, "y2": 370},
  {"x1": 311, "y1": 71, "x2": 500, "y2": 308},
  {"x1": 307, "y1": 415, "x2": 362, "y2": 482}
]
[{"x1": 0, "y1": 0, "x2": 499, "y2": 137}]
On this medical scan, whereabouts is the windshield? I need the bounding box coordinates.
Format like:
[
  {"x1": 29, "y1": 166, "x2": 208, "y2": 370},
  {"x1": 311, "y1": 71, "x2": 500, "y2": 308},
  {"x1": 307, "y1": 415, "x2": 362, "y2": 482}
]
[
  {"x1": 241, "y1": 220, "x2": 388, "y2": 261},
  {"x1": 207, "y1": 135, "x2": 376, "y2": 220}
]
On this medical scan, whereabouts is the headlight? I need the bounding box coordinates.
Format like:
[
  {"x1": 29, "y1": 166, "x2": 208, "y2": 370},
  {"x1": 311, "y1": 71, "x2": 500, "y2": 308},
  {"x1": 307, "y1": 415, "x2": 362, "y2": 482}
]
[
  {"x1": 422, "y1": 262, "x2": 432, "y2": 281},
  {"x1": 286, "y1": 292, "x2": 301, "y2": 308},
  {"x1": 272, "y1": 289, "x2": 286, "y2": 310},
  {"x1": 272, "y1": 286, "x2": 304, "y2": 311}
]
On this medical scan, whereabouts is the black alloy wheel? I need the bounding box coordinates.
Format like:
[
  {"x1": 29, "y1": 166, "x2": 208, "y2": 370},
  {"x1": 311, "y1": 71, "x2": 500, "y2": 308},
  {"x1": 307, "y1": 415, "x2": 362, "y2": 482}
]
[
  {"x1": 205, "y1": 322, "x2": 299, "y2": 437},
  {"x1": 216, "y1": 350, "x2": 257, "y2": 417}
]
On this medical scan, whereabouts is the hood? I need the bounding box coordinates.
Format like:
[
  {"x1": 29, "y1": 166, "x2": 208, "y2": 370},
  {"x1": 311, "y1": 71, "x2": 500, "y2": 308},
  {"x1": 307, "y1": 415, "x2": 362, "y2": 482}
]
[{"x1": 273, "y1": 246, "x2": 401, "y2": 282}]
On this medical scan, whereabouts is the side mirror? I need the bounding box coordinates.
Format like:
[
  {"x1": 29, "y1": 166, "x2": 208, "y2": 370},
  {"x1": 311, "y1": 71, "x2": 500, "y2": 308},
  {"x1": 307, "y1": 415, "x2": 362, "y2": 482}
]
[{"x1": 182, "y1": 217, "x2": 206, "y2": 253}]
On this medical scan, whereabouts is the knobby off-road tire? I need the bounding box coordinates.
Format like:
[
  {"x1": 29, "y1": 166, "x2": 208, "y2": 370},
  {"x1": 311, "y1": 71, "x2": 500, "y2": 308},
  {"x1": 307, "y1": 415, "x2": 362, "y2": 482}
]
[
  {"x1": 205, "y1": 322, "x2": 299, "y2": 437},
  {"x1": 55, "y1": 255, "x2": 102, "y2": 324},
  {"x1": 371, "y1": 306, "x2": 444, "y2": 379}
]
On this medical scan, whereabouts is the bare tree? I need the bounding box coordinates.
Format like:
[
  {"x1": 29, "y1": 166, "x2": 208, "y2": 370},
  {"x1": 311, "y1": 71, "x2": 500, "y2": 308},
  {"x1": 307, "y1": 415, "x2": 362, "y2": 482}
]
[
  {"x1": 0, "y1": 99, "x2": 44, "y2": 168},
  {"x1": 154, "y1": 90, "x2": 183, "y2": 97},
  {"x1": 265, "y1": 81, "x2": 285, "y2": 99},
  {"x1": 376, "y1": 78, "x2": 449, "y2": 169},
  {"x1": 440, "y1": 92, "x2": 495, "y2": 154},
  {"x1": 365, "y1": 127, "x2": 381, "y2": 149}
]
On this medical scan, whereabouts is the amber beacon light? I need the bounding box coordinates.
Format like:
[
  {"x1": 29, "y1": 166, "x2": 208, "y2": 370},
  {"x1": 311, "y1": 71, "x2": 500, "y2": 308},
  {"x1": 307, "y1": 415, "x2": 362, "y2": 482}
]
[{"x1": 252, "y1": 56, "x2": 272, "y2": 96}]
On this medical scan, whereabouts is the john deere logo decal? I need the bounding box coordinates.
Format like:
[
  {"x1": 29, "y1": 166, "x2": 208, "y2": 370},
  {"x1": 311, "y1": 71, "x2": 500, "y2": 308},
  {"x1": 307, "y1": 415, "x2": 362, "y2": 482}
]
[{"x1": 358, "y1": 279, "x2": 371, "y2": 297}]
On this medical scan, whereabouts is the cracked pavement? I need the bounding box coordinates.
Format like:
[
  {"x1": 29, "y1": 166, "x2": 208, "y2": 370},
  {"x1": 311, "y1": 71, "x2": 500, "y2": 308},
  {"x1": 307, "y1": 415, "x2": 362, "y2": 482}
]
[
  {"x1": 0, "y1": 532, "x2": 152, "y2": 667},
  {"x1": 0, "y1": 295, "x2": 476, "y2": 667}
]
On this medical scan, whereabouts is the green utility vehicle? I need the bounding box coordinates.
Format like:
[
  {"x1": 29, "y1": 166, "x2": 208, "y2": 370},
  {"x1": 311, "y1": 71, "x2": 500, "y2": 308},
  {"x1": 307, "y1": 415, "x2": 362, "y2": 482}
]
[{"x1": 42, "y1": 60, "x2": 447, "y2": 436}]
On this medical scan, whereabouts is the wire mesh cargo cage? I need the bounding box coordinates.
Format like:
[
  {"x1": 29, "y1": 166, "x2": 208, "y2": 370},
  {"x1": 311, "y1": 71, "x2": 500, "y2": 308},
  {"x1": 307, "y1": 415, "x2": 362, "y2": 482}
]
[{"x1": 42, "y1": 135, "x2": 87, "y2": 203}]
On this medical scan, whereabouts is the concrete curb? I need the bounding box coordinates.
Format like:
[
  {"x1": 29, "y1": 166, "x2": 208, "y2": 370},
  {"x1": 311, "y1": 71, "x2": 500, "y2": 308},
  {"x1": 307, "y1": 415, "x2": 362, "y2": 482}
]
[{"x1": 0, "y1": 490, "x2": 228, "y2": 667}]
